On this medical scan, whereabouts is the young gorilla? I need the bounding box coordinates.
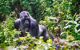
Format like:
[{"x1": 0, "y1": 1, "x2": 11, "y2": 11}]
[{"x1": 14, "y1": 11, "x2": 52, "y2": 41}]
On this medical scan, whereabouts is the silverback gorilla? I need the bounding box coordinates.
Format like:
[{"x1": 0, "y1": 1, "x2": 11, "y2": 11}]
[{"x1": 14, "y1": 11, "x2": 54, "y2": 41}]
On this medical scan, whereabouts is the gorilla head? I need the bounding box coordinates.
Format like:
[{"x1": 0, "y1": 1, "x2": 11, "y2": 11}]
[{"x1": 19, "y1": 11, "x2": 30, "y2": 18}]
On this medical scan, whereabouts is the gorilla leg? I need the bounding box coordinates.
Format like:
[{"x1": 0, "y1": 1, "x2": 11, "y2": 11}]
[
  {"x1": 39, "y1": 25, "x2": 54, "y2": 41},
  {"x1": 41, "y1": 29, "x2": 49, "y2": 41},
  {"x1": 39, "y1": 25, "x2": 49, "y2": 41}
]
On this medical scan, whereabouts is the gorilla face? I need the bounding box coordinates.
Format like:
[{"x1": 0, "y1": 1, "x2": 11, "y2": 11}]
[
  {"x1": 20, "y1": 16, "x2": 30, "y2": 32},
  {"x1": 20, "y1": 11, "x2": 29, "y2": 19},
  {"x1": 22, "y1": 18, "x2": 30, "y2": 28}
]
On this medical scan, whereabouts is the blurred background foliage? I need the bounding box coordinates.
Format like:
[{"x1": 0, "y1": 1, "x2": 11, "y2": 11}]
[{"x1": 0, "y1": 0, "x2": 80, "y2": 49}]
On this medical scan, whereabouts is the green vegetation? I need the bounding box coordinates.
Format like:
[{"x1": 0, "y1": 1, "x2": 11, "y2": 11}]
[{"x1": 0, "y1": 0, "x2": 80, "y2": 50}]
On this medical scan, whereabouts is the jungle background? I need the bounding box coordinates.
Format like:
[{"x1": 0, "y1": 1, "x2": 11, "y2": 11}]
[{"x1": 0, "y1": 0, "x2": 80, "y2": 50}]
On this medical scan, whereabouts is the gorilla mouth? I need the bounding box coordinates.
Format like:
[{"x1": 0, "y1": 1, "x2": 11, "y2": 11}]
[{"x1": 23, "y1": 20, "x2": 29, "y2": 26}]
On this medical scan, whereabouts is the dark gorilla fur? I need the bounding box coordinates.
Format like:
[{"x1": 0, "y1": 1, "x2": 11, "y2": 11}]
[
  {"x1": 14, "y1": 11, "x2": 39, "y2": 37},
  {"x1": 14, "y1": 11, "x2": 54, "y2": 41}
]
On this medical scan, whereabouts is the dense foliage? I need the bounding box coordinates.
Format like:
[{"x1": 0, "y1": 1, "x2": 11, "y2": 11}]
[{"x1": 0, "y1": 0, "x2": 80, "y2": 50}]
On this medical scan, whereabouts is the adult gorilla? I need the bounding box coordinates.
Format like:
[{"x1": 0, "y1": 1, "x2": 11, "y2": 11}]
[
  {"x1": 14, "y1": 11, "x2": 39, "y2": 37},
  {"x1": 14, "y1": 11, "x2": 54, "y2": 41}
]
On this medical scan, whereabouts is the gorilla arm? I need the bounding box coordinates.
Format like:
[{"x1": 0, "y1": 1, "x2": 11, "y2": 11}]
[{"x1": 14, "y1": 19, "x2": 21, "y2": 30}]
